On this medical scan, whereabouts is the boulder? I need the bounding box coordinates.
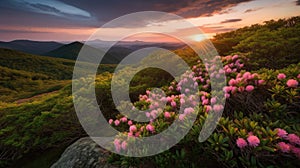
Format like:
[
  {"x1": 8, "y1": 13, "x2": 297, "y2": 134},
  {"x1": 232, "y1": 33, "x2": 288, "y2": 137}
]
[{"x1": 51, "y1": 137, "x2": 117, "y2": 168}]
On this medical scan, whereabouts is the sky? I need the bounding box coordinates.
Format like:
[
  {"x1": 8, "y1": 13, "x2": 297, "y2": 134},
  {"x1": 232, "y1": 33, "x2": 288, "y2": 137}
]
[{"x1": 0, "y1": 0, "x2": 300, "y2": 42}]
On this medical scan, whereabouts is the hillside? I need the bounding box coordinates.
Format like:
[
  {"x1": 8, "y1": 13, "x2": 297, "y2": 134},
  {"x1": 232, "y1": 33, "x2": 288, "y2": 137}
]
[
  {"x1": 0, "y1": 48, "x2": 77, "y2": 80},
  {"x1": 0, "y1": 40, "x2": 63, "y2": 55},
  {"x1": 0, "y1": 48, "x2": 115, "y2": 102},
  {"x1": 212, "y1": 16, "x2": 300, "y2": 69}
]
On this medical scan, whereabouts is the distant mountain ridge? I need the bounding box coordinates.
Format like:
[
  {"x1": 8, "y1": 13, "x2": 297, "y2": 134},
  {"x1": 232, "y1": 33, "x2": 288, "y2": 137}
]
[
  {"x1": 0, "y1": 40, "x2": 63, "y2": 55},
  {"x1": 44, "y1": 41, "x2": 123, "y2": 64}
]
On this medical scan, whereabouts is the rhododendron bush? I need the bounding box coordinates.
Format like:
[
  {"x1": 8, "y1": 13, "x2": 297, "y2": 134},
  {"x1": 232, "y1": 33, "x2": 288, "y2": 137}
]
[{"x1": 108, "y1": 55, "x2": 300, "y2": 167}]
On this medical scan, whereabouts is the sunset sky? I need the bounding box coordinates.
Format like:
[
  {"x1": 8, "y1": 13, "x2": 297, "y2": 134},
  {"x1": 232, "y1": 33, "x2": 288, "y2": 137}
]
[{"x1": 0, "y1": 0, "x2": 300, "y2": 42}]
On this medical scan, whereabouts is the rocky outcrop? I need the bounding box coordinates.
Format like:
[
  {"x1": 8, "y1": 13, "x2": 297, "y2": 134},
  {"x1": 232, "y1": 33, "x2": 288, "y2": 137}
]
[{"x1": 51, "y1": 137, "x2": 118, "y2": 168}]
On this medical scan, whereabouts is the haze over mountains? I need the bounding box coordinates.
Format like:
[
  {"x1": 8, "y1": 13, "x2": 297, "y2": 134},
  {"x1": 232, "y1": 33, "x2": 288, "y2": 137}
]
[{"x1": 0, "y1": 39, "x2": 185, "y2": 64}]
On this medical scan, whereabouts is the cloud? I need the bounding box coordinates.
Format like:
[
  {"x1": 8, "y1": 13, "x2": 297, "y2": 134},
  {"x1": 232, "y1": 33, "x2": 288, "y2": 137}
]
[
  {"x1": 220, "y1": 19, "x2": 242, "y2": 24},
  {"x1": 0, "y1": 0, "x2": 91, "y2": 18},
  {"x1": 0, "y1": 0, "x2": 253, "y2": 29},
  {"x1": 0, "y1": 29, "x2": 51, "y2": 34},
  {"x1": 177, "y1": 25, "x2": 237, "y2": 34},
  {"x1": 244, "y1": 7, "x2": 263, "y2": 13},
  {"x1": 59, "y1": 0, "x2": 254, "y2": 27}
]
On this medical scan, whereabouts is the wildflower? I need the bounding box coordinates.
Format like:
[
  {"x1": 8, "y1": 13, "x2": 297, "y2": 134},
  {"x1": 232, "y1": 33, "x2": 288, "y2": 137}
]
[
  {"x1": 232, "y1": 55, "x2": 239, "y2": 60},
  {"x1": 291, "y1": 146, "x2": 300, "y2": 159},
  {"x1": 277, "y1": 142, "x2": 290, "y2": 153},
  {"x1": 247, "y1": 135, "x2": 260, "y2": 147},
  {"x1": 245, "y1": 85, "x2": 254, "y2": 92},
  {"x1": 202, "y1": 99, "x2": 209, "y2": 105},
  {"x1": 287, "y1": 134, "x2": 300, "y2": 145},
  {"x1": 164, "y1": 112, "x2": 171, "y2": 119},
  {"x1": 277, "y1": 73, "x2": 286, "y2": 80},
  {"x1": 229, "y1": 79, "x2": 236, "y2": 86},
  {"x1": 205, "y1": 105, "x2": 212, "y2": 113},
  {"x1": 171, "y1": 101, "x2": 177, "y2": 108},
  {"x1": 114, "y1": 139, "x2": 121, "y2": 152},
  {"x1": 180, "y1": 98, "x2": 185, "y2": 105},
  {"x1": 114, "y1": 120, "x2": 120, "y2": 126},
  {"x1": 129, "y1": 125, "x2": 137, "y2": 132},
  {"x1": 236, "y1": 138, "x2": 247, "y2": 148},
  {"x1": 286, "y1": 79, "x2": 298, "y2": 88},
  {"x1": 146, "y1": 124, "x2": 155, "y2": 132},
  {"x1": 178, "y1": 114, "x2": 185, "y2": 121},
  {"x1": 238, "y1": 86, "x2": 245, "y2": 92},
  {"x1": 225, "y1": 93, "x2": 230, "y2": 99},
  {"x1": 213, "y1": 104, "x2": 223, "y2": 113},
  {"x1": 121, "y1": 141, "x2": 127, "y2": 150},
  {"x1": 258, "y1": 79, "x2": 265, "y2": 85},
  {"x1": 276, "y1": 128, "x2": 288, "y2": 138},
  {"x1": 210, "y1": 97, "x2": 217, "y2": 104},
  {"x1": 184, "y1": 107, "x2": 194, "y2": 115},
  {"x1": 120, "y1": 117, "x2": 127, "y2": 123}
]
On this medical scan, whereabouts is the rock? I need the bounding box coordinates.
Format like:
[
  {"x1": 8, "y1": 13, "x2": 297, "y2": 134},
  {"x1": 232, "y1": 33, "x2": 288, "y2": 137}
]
[{"x1": 51, "y1": 137, "x2": 118, "y2": 168}]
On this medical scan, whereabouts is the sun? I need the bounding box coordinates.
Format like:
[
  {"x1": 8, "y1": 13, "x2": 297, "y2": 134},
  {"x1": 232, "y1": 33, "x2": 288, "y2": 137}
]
[{"x1": 191, "y1": 34, "x2": 206, "y2": 42}]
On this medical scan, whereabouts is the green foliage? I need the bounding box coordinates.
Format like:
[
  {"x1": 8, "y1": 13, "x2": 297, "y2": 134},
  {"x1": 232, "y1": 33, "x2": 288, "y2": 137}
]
[
  {"x1": 213, "y1": 16, "x2": 300, "y2": 69},
  {"x1": 0, "y1": 85, "x2": 85, "y2": 165}
]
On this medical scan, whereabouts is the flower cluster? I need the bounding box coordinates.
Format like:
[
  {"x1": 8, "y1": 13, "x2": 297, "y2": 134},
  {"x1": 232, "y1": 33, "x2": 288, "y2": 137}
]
[{"x1": 107, "y1": 54, "x2": 300, "y2": 165}]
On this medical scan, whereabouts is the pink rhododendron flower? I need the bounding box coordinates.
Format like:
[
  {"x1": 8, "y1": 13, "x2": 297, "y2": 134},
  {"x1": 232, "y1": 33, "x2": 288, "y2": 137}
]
[
  {"x1": 291, "y1": 146, "x2": 300, "y2": 159},
  {"x1": 247, "y1": 135, "x2": 260, "y2": 147},
  {"x1": 286, "y1": 79, "x2": 298, "y2": 88},
  {"x1": 287, "y1": 134, "x2": 300, "y2": 145},
  {"x1": 164, "y1": 112, "x2": 171, "y2": 119},
  {"x1": 127, "y1": 120, "x2": 133, "y2": 126},
  {"x1": 108, "y1": 119, "x2": 113, "y2": 125},
  {"x1": 127, "y1": 132, "x2": 133, "y2": 137},
  {"x1": 229, "y1": 79, "x2": 236, "y2": 86},
  {"x1": 179, "y1": 114, "x2": 185, "y2": 121},
  {"x1": 171, "y1": 101, "x2": 177, "y2": 108},
  {"x1": 297, "y1": 74, "x2": 300, "y2": 79},
  {"x1": 232, "y1": 55, "x2": 239, "y2": 60},
  {"x1": 238, "y1": 86, "x2": 245, "y2": 92},
  {"x1": 114, "y1": 139, "x2": 121, "y2": 152},
  {"x1": 205, "y1": 105, "x2": 212, "y2": 113},
  {"x1": 277, "y1": 73, "x2": 286, "y2": 80},
  {"x1": 129, "y1": 125, "x2": 137, "y2": 132},
  {"x1": 202, "y1": 99, "x2": 209, "y2": 105},
  {"x1": 184, "y1": 107, "x2": 194, "y2": 115},
  {"x1": 114, "y1": 120, "x2": 120, "y2": 126},
  {"x1": 225, "y1": 93, "x2": 230, "y2": 99},
  {"x1": 210, "y1": 97, "x2": 217, "y2": 104},
  {"x1": 146, "y1": 124, "x2": 155, "y2": 132},
  {"x1": 245, "y1": 85, "x2": 254, "y2": 92},
  {"x1": 213, "y1": 104, "x2": 223, "y2": 113},
  {"x1": 121, "y1": 141, "x2": 127, "y2": 150},
  {"x1": 243, "y1": 72, "x2": 251, "y2": 79},
  {"x1": 258, "y1": 79, "x2": 265, "y2": 85},
  {"x1": 236, "y1": 138, "x2": 247, "y2": 148},
  {"x1": 121, "y1": 117, "x2": 127, "y2": 123},
  {"x1": 277, "y1": 142, "x2": 290, "y2": 153},
  {"x1": 180, "y1": 98, "x2": 185, "y2": 105},
  {"x1": 231, "y1": 86, "x2": 238, "y2": 94},
  {"x1": 276, "y1": 128, "x2": 288, "y2": 138}
]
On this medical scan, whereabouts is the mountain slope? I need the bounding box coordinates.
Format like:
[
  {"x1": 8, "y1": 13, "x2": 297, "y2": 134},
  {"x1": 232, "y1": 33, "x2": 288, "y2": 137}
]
[
  {"x1": 44, "y1": 41, "x2": 121, "y2": 64},
  {"x1": 0, "y1": 40, "x2": 63, "y2": 55}
]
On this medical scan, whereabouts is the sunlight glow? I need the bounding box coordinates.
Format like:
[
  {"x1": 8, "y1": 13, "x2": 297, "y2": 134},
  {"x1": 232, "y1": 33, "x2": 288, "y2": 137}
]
[{"x1": 191, "y1": 34, "x2": 206, "y2": 42}]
